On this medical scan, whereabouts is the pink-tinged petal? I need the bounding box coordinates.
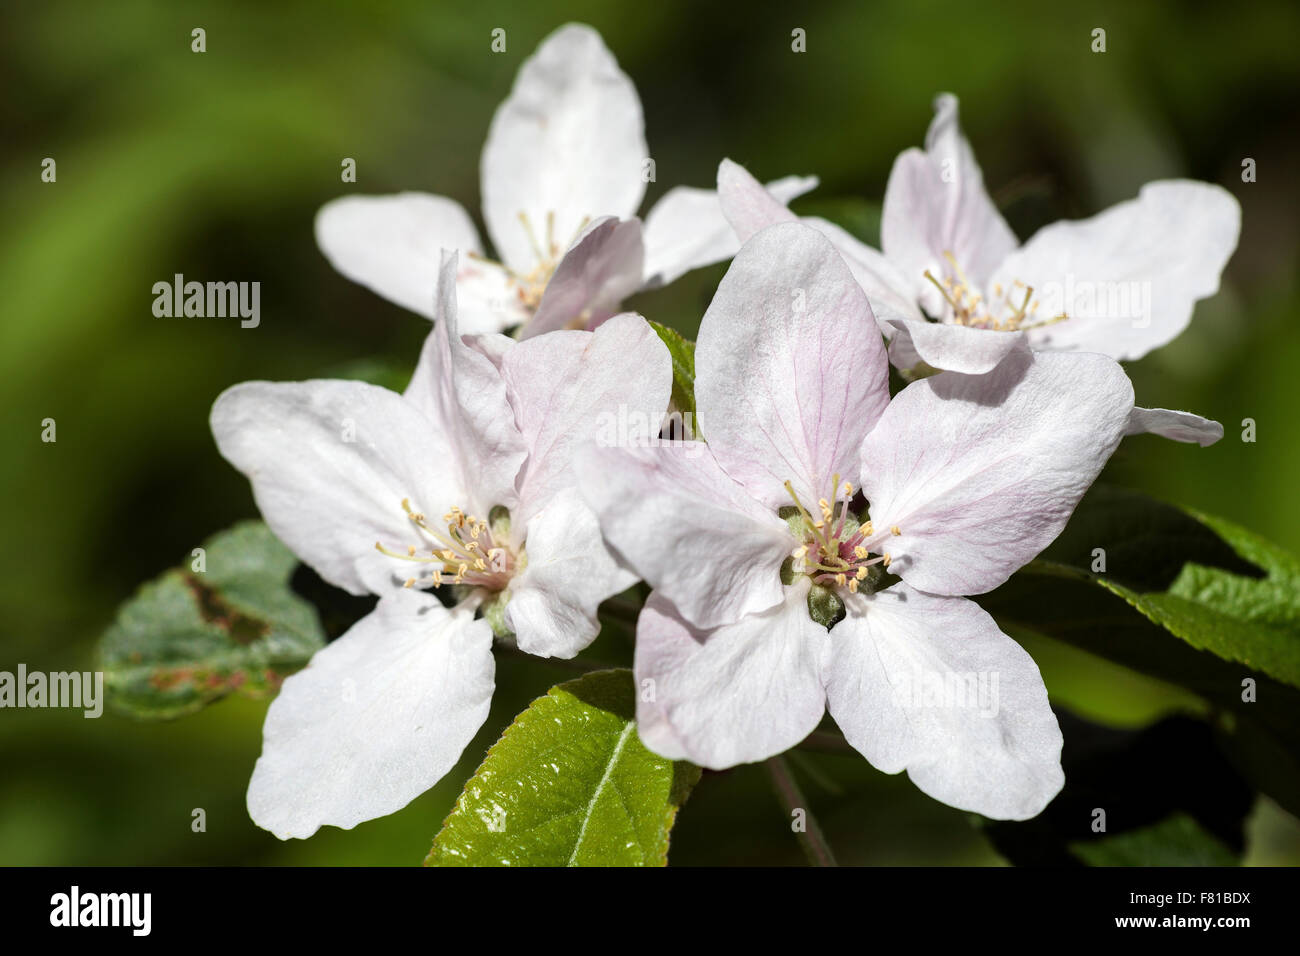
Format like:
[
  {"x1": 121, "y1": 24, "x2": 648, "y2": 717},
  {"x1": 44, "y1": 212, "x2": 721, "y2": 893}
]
[
  {"x1": 825, "y1": 584, "x2": 1063, "y2": 820},
  {"x1": 505, "y1": 489, "x2": 635, "y2": 659},
  {"x1": 992, "y1": 180, "x2": 1241, "y2": 361},
  {"x1": 577, "y1": 442, "x2": 792, "y2": 630},
  {"x1": 211, "y1": 379, "x2": 462, "y2": 596},
  {"x1": 798, "y1": 216, "x2": 924, "y2": 333},
  {"x1": 635, "y1": 583, "x2": 827, "y2": 769},
  {"x1": 882, "y1": 94, "x2": 1018, "y2": 312},
  {"x1": 481, "y1": 24, "x2": 647, "y2": 275},
  {"x1": 404, "y1": 252, "x2": 526, "y2": 514},
  {"x1": 314, "y1": 192, "x2": 526, "y2": 333},
  {"x1": 884, "y1": 317, "x2": 1028, "y2": 375},
  {"x1": 643, "y1": 168, "x2": 818, "y2": 287},
  {"x1": 460, "y1": 330, "x2": 515, "y2": 375},
  {"x1": 502, "y1": 312, "x2": 671, "y2": 527},
  {"x1": 716, "y1": 161, "x2": 918, "y2": 337},
  {"x1": 247, "y1": 591, "x2": 494, "y2": 839},
  {"x1": 696, "y1": 222, "x2": 890, "y2": 509},
  {"x1": 523, "y1": 217, "x2": 645, "y2": 338},
  {"x1": 1125, "y1": 406, "x2": 1223, "y2": 446},
  {"x1": 859, "y1": 350, "x2": 1134, "y2": 596},
  {"x1": 716, "y1": 157, "x2": 798, "y2": 240}
]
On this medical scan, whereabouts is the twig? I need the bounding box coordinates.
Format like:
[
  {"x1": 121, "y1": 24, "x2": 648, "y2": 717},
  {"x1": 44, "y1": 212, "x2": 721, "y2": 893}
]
[{"x1": 765, "y1": 754, "x2": 838, "y2": 866}]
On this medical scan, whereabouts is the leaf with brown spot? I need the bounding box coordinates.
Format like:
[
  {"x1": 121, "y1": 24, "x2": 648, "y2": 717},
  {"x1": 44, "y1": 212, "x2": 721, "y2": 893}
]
[{"x1": 98, "y1": 521, "x2": 325, "y2": 719}]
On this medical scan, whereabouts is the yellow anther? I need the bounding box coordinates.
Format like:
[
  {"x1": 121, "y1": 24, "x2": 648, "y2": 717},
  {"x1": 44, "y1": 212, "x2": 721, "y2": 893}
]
[
  {"x1": 848, "y1": 579, "x2": 859, "y2": 593},
  {"x1": 853, "y1": 546, "x2": 868, "y2": 559},
  {"x1": 403, "y1": 578, "x2": 415, "y2": 588},
  {"x1": 891, "y1": 525, "x2": 901, "y2": 536}
]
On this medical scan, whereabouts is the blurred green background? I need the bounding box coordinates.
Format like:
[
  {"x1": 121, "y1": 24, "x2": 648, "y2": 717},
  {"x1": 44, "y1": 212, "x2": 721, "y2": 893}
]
[{"x1": 3, "y1": 0, "x2": 1298, "y2": 865}]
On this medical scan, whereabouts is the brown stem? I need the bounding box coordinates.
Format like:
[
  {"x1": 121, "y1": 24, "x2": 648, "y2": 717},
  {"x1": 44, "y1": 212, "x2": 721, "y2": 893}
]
[{"x1": 765, "y1": 754, "x2": 838, "y2": 867}]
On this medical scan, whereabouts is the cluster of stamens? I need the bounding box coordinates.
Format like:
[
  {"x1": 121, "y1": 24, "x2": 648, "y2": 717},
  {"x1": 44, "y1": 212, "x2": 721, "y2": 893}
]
[
  {"x1": 375, "y1": 499, "x2": 514, "y2": 591},
  {"x1": 785, "y1": 475, "x2": 899, "y2": 594},
  {"x1": 468, "y1": 210, "x2": 592, "y2": 315},
  {"x1": 923, "y1": 251, "x2": 1067, "y2": 332}
]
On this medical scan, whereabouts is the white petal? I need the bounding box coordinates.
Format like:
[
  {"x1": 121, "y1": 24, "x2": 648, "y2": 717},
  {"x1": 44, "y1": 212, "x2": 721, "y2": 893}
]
[
  {"x1": 578, "y1": 442, "x2": 792, "y2": 631},
  {"x1": 884, "y1": 317, "x2": 1028, "y2": 375},
  {"x1": 882, "y1": 94, "x2": 1018, "y2": 311},
  {"x1": 1125, "y1": 406, "x2": 1223, "y2": 446},
  {"x1": 404, "y1": 252, "x2": 526, "y2": 513},
  {"x1": 314, "y1": 192, "x2": 525, "y2": 333},
  {"x1": 211, "y1": 378, "x2": 461, "y2": 596},
  {"x1": 247, "y1": 591, "x2": 494, "y2": 839},
  {"x1": 454, "y1": 255, "x2": 534, "y2": 335},
  {"x1": 635, "y1": 583, "x2": 827, "y2": 769},
  {"x1": 991, "y1": 180, "x2": 1241, "y2": 361},
  {"x1": 858, "y1": 350, "x2": 1134, "y2": 597},
  {"x1": 825, "y1": 584, "x2": 1063, "y2": 820},
  {"x1": 314, "y1": 192, "x2": 477, "y2": 319},
  {"x1": 696, "y1": 221, "x2": 890, "y2": 509},
  {"x1": 523, "y1": 217, "x2": 645, "y2": 338},
  {"x1": 643, "y1": 169, "x2": 818, "y2": 287},
  {"x1": 505, "y1": 489, "x2": 635, "y2": 659},
  {"x1": 502, "y1": 312, "x2": 671, "y2": 527},
  {"x1": 481, "y1": 24, "x2": 647, "y2": 274}
]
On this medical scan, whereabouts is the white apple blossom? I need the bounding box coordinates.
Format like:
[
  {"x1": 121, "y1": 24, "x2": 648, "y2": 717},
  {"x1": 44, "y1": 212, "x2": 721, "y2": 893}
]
[
  {"x1": 580, "y1": 222, "x2": 1146, "y2": 820},
  {"x1": 314, "y1": 23, "x2": 815, "y2": 339},
  {"x1": 210, "y1": 252, "x2": 670, "y2": 838},
  {"x1": 717, "y1": 93, "x2": 1240, "y2": 446}
]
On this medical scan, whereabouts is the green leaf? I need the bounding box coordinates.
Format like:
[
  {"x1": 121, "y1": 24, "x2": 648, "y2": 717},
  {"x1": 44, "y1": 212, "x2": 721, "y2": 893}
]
[
  {"x1": 981, "y1": 485, "x2": 1300, "y2": 817},
  {"x1": 1070, "y1": 813, "x2": 1239, "y2": 867},
  {"x1": 983, "y1": 712, "x2": 1253, "y2": 866},
  {"x1": 648, "y1": 320, "x2": 698, "y2": 425},
  {"x1": 1123, "y1": 510, "x2": 1300, "y2": 685},
  {"x1": 98, "y1": 521, "x2": 325, "y2": 719},
  {"x1": 985, "y1": 485, "x2": 1300, "y2": 689},
  {"x1": 426, "y1": 669, "x2": 701, "y2": 867}
]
